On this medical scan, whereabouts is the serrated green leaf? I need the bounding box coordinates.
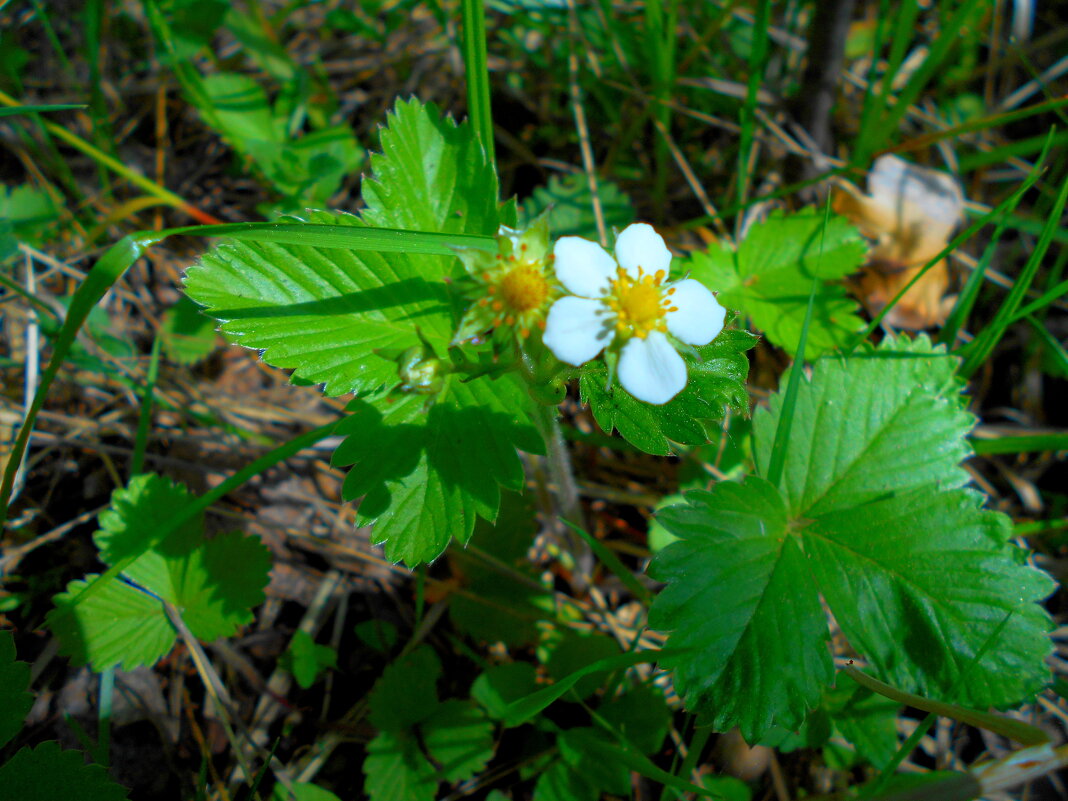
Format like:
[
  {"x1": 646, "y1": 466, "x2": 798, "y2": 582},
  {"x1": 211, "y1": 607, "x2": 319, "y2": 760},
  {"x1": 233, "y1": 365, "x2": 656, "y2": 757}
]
[
  {"x1": 579, "y1": 326, "x2": 757, "y2": 455},
  {"x1": 827, "y1": 685, "x2": 900, "y2": 769},
  {"x1": 533, "y1": 758, "x2": 601, "y2": 801},
  {"x1": 0, "y1": 631, "x2": 32, "y2": 750},
  {"x1": 48, "y1": 474, "x2": 271, "y2": 671},
  {"x1": 649, "y1": 336, "x2": 1055, "y2": 739},
  {"x1": 688, "y1": 210, "x2": 867, "y2": 357},
  {"x1": 184, "y1": 98, "x2": 501, "y2": 399},
  {"x1": 363, "y1": 730, "x2": 437, "y2": 801},
  {"x1": 649, "y1": 477, "x2": 833, "y2": 740},
  {"x1": 367, "y1": 646, "x2": 441, "y2": 732},
  {"x1": 0, "y1": 741, "x2": 129, "y2": 801},
  {"x1": 333, "y1": 375, "x2": 541, "y2": 565},
  {"x1": 518, "y1": 173, "x2": 634, "y2": 240},
  {"x1": 558, "y1": 728, "x2": 630, "y2": 795},
  {"x1": 160, "y1": 296, "x2": 217, "y2": 365},
  {"x1": 421, "y1": 700, "x2": 495, "y2": 782}
]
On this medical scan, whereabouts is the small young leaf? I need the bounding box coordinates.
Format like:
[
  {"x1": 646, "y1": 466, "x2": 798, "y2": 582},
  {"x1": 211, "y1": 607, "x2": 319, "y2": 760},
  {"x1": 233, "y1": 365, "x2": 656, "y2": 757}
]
[
  {"x1": 688, "y1": 210, "x2": 867, "y2": 357},
  {"x1": 0, "y1": 741, "x2": 129, "y2": 801},
  {"x1": 0, "y1": 631, "x2": 32, "y2": 750},
  {"x1": 579, "y1": 325, "x2": 757, "y2": 455},
  {"x1": 281, "y1": 630, "x2": 337, "y2": 690}
]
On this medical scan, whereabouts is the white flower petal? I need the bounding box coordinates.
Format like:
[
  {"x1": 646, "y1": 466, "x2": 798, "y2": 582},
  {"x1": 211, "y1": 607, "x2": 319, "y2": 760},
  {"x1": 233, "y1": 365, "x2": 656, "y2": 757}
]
[
  {"x1": 543, "y1": 296, "x2": 614, "y2": 366},
  {"x1": 553, "y1": 236, "x2": 617, "y2": 297},
  {"x1": 618, "y1": 331, "x2": 687, "y2": 405},
  {"x1": 614, "y1": 223, "x2": 672, "y2": 278},
  {"x1": 665, "y1": 279, "x2": 726, "y2": 345}
]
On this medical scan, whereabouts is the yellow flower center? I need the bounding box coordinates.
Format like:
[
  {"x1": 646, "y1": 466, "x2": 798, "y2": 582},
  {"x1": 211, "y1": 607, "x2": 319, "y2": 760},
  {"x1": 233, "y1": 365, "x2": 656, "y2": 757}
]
[
  {"x1": 607, "y1": 267, "x2": 677, "y2": 338},
  {"x1": 499, "y1": 262, "x2": 550, "y2": 313}
]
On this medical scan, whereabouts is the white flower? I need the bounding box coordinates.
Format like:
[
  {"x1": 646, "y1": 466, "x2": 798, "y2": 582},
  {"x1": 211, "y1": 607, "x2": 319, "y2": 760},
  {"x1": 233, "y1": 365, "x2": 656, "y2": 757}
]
[{"x1": 542, "y1": 223, "x2": 725, "y2": 405}]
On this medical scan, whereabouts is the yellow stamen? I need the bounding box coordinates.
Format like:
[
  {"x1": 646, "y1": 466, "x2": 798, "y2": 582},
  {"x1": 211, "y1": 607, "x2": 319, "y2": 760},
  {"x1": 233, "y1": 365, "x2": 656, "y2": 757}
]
[
  {"x1": 499, "y1": 264, "x2": 550, "y2": 313},
  {"x1": 607, "y1": 266, "x2": 674, "y2": 339}
]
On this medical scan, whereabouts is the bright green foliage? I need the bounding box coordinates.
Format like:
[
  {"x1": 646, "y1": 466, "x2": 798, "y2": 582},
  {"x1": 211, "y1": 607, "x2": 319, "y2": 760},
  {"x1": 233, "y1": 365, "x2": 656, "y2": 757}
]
[
  {"x1": 48, "y1": 474, "x2": 272, "y2": 671},
  {"x1": 0, "y1": 741, "x2": 129, "y2": 801},
  {"x1": 650, "y1": 337, "x2": 1054, "y2": 741},
  {"x1": 364, "y1": 648, "x2": 495, "y2": 801},
  {"x1": 449, "y1": 493, "x2": 550, "y2": 646},
  {"x1": 198, "y1": 72, "x2": 362, "y2": 207},
  {"x1": 0, "y1": 183, "x2": 58, "y2": 259},
  {"x1": 518, "y1": 173, "x2": 634, "y2": 240},
  {"x1": 160, "y1": 296, "x2": 217, "y2": 365},
  {"x1": 688, "y1": 210, "x2": 867, "y2": 357},
  {"x1": 281, "y1": 630, "x2": 337, "y2": 689},
  {"x1": 579, "y1": 325, "x2": 757, "y2": 454},
  {"x1": 185, "y1": 100, "x2": 536, "y2": 566},
  {"x1": 332, "y1": 376, "x2": 541, "y2": 565},
  {"x1": 0, "y1": 632, "x2": 32, "y2": 749}
]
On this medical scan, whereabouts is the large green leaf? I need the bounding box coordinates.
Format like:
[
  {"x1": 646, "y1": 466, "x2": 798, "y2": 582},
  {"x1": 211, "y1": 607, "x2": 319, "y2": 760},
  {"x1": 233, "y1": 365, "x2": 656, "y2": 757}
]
[
  {"x1": 649, "y1": 477, "x2": 833, "y2": 739},
  {"x1": 0, "y1": 741, "x2": 129, "y2": 801},
  {"x1": 332, "y1": 374, "x2": 541, "y2": 565},
  {"x1": 688, "y1": 210, "x2": 867, "y2": 357},
  {"x1": 184, "y1": 98, "x2": 502, "y2": 398},
  {"x1": 649, "y1": 337, "x2": 1054, "y2": 740},
  {"x1": 48, "y1": 474, "x2": 272, "y2": 671},
  {"x1": 363, "y1": 730, "x2": 437, "y2": 801},
  {"x1": 579, "y1": 325, "x2": 757, "y2": 455}
]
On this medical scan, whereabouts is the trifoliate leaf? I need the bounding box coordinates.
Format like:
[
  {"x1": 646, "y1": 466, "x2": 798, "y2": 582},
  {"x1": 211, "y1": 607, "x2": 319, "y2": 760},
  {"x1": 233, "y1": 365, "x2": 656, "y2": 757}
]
[
  {"x1": 649, "y1": 336, "x2": 1054, "y2": 740},
  {"x1": 649, "y1": 477, "x2": 833, "y2": 740},
  {"x1": 363, "y1": 730, "x2": 437, "y2": 801},
  {"x1": 0, "y1": 741, "x2": 129, "y2": 801},
  {"x1": 421, "y1": 700, "x2": 495, "y2": 782},
  {"x1": 0, "y1": 631, "x2": 32, "y2": 750},
  {"x1": 48, "y1": 474, "x2": 271, "y2": 671},
  {"x1": 579, "y1": 325, "x2": 757, "y2": 455},
  {"x1": 333, "y1": 375, "x2": 541, "y2": 566},
  {"x1": 281, "y1": 630, "x2": 337, "y2": 689},
  {"x1": 518, "y1": 173, "x2": 634, "y2": 240},
  {"x1": 367, "y1": 646, "x2": 441, "y2": 733},
  {"x1": 160, "y1": 296, "x2": 217, "y2": 365},
  {"x1": 184, "y1": 98, "x2": 502, "y2": 398},
  {"x1": 688, "y1": 210, "x2": 867, "y2": 357}
]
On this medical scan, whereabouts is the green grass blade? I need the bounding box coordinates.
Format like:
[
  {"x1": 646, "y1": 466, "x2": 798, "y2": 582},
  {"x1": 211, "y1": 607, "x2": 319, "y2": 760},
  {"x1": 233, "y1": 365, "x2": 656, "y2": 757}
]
[
  {"x1": 130, "y1": 335, "x2": 162, "y2": 478},
  {"x1": 0, "y1": 104, "x2": 86, "y2": 118},
  {"x1": 939, "y1": 215, "x2": 1013, "y2": 347},
  {"x1": 960, "y1": 172, "x2": 1068, "y2": 378},
  {"x1": 736, "y1": 0, "x2": 771, "y2": 209},
  {"x1": 460, "y1": 0, "x2": 494, "y2": 166},
  {"x1": 970, "y1": 429, "x2": 1068, "y2": 455}
]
